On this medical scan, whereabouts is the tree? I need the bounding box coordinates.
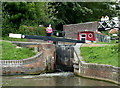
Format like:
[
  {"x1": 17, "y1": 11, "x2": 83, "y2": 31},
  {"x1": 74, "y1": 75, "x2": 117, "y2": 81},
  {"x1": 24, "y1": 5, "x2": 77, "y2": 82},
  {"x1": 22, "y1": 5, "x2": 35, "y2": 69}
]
[
  {"x1": 46, "y1": 2, "x2": 117, "y2": 30},
  {"x1": 2, "y1": 2, "x2": 52, "y2": 36},
  {"x1": 2, "y1": 2, "x2": 118, "y2": 36}
]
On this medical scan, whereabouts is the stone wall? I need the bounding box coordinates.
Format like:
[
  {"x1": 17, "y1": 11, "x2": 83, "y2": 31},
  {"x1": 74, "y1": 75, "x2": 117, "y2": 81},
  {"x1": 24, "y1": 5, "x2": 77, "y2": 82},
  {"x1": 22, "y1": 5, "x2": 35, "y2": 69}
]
[
  {"x1": 74, "y1": 43, "x2": 120, "y2": 84},
  {"x1": 1, "y1": 42, "x2": 56, "y2": 75},
  {"x1": 63, "y1": 22, "x2": 98, "y2": 40}
]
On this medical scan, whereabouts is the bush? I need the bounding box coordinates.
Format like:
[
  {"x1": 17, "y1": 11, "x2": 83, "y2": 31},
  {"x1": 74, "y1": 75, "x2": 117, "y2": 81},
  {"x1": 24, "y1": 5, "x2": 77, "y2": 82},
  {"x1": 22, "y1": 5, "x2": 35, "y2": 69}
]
[
  {"x1": 2, "y1": 24, "x2": 18, "y2": 37},
  {"x1": 35, "y1": 26, "x2": 46, "y2": 36},
  {"x1": 2, "y1": 24, "x2": 48, "y2": 38},
  {"x1": 18, "y1": 25, "x2": 30, "y2": 34},
  {"x1": 18, "y1": 25, "x2": 46, "y2": 36}
]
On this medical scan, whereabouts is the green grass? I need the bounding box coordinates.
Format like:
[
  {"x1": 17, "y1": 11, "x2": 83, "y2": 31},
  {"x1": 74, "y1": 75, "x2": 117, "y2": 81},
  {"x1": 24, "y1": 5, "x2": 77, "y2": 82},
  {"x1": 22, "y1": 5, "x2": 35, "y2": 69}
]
[
  {"x1": 80, "y1": 45, "x2": 119, "y2": 67},
  {"x1": 1, "y1": 41, "x2": 37, "y2": 60},
  {"x1": 2, "y1": 36, "x2": 27, "y2": 42}
]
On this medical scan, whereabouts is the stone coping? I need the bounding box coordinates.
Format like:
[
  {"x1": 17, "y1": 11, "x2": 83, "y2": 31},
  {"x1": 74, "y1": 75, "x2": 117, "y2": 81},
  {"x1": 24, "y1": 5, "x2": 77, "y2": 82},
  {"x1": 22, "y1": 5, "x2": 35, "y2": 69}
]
[
  {"x1": 81, "y1": 43, "x2": 117, "y2": 47},
  {"x1": 65, "y1": 21, "x2": 97, "y2": 26},
  {"x1": 1, "y1": 52, "x2": 42, "y2": 64}
]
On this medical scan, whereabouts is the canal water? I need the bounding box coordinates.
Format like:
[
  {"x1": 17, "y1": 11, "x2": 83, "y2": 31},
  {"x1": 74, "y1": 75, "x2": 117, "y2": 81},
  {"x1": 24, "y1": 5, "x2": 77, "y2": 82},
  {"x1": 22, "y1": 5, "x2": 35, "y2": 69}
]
[{"x1": 2, "y1": 72, "x2": 118, "y2": 86}]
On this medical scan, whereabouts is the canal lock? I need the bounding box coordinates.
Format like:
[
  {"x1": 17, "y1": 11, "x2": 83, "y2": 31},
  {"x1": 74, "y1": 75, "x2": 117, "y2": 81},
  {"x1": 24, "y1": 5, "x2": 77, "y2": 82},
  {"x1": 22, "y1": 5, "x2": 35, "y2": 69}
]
[{"x1": 55, "y1": 45, "x2": 74, "y2": 72}]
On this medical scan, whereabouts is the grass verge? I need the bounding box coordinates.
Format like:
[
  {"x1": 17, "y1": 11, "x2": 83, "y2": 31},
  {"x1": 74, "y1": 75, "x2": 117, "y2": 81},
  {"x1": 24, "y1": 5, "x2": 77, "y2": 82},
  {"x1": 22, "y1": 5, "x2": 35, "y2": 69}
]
[
  {"x1": 80, "y1": 45, "x2": 119, "y2": 67},
  {"x1": 2, "y1": 41, "x2": 37, "y2": 60},
  {"x1": 2, "y1": 36, "x2": 27, "y2": 42}
]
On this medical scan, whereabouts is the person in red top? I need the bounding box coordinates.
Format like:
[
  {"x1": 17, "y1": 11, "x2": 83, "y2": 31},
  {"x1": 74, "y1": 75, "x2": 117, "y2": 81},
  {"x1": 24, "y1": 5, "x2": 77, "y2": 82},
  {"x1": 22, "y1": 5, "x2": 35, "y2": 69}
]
[{"x1": 46, "y1": 24, "x2": 53, "y2": 43}]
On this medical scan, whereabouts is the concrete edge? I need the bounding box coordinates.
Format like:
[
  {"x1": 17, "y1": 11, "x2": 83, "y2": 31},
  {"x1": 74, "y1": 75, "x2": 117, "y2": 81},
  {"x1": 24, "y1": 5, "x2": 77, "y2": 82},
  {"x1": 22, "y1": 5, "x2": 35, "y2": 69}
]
[{"x1": 74, "y1": 72, "x2": 120, "y2": 85}]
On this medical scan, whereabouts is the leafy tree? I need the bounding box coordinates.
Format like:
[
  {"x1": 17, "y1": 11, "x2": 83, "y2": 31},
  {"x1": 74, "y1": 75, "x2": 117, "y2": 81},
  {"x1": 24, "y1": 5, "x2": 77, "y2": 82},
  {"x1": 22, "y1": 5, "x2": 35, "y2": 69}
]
[
  {"x1": 2, "y1": 2, "x2": 118, "y2": 36},
  {"x1": 2, "y1": 2, "x2": 51, "y2": 36},
  {"x1": 3, "y1": 2, "x2": 37, "y2": 26},
  {"x1": 46, "y1": 2, "x2": 117, "y2": 30}
]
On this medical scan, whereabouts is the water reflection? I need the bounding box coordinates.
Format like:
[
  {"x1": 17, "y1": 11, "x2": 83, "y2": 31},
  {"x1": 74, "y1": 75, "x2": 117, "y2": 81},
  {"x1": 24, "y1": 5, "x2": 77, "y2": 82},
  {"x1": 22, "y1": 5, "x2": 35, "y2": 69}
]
[{"x1": 2, "y1": 72, "x2": 118, "y2": 86}]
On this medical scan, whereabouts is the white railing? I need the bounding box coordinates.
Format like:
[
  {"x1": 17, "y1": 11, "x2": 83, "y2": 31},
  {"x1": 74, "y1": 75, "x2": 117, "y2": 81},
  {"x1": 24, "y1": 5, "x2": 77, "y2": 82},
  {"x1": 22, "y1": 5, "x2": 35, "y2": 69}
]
[{"x1": 1, "y1": 52, "x2": 42, "y2": 67}]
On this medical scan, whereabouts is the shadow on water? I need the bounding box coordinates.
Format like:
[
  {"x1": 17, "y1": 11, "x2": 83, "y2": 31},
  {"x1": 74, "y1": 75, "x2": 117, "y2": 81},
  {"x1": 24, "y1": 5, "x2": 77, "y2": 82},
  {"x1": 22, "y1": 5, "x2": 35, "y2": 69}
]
[{"x1": 55, "y1": 65, "x2": 74, "y2": 72}]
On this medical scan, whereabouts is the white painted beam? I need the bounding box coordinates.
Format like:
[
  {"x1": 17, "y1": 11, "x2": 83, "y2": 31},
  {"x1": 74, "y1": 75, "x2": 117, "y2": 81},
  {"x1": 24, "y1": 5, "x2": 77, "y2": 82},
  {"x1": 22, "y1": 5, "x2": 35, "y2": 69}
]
[{"x1": 9, "y1": 33, "x2": 22, "y2": 38}]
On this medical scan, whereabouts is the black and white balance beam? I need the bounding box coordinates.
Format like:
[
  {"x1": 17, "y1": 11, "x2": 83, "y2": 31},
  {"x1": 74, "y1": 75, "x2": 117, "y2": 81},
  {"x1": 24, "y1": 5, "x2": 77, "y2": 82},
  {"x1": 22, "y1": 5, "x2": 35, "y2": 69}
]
[{"x1": 9, "y1": 33, "x2": 85, "y2": 43}]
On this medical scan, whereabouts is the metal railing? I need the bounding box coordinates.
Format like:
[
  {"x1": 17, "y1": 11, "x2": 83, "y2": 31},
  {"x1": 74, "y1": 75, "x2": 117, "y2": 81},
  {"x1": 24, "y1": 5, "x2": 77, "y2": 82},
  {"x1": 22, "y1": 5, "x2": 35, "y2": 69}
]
[{"x1": 98, "y1": 19, "x2": 119, "y2": 30}]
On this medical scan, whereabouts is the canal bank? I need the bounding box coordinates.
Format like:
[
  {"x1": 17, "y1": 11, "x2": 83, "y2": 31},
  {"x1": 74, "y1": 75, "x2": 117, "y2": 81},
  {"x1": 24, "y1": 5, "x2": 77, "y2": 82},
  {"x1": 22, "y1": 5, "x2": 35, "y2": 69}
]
[
  {"x1": 55, "y1": 43, "x2": 120, "y2": 85},
  {"x1": 74, "y1": 43, "x2": 120, "y2": 85},
  {"x1": 1, "y1": 41, "x2": 120, "y2": 86},
  {"x1": 1, "y1": 42, "x2": 56, "y2": 75}
]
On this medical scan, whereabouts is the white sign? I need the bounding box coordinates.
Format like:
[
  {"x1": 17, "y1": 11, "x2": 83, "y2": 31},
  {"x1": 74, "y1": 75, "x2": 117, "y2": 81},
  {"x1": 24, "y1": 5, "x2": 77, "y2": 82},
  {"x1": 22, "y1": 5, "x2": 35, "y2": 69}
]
[{"x1": 9, "y1": 33, "x2": 22, "y2": 38}]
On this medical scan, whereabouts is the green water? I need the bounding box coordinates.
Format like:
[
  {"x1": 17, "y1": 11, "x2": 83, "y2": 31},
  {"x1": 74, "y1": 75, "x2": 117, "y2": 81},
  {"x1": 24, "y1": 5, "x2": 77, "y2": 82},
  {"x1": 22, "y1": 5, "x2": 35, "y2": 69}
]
[{"x1": 2, "y1": 72, "x2": 118, "y2": 86}]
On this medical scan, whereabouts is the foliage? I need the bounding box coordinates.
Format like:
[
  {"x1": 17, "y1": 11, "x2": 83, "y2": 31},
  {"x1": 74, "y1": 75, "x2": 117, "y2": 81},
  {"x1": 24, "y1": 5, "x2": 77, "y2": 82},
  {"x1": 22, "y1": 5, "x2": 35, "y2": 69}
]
[
  {"x1": 80, "y1": 45, "x2": 118, "y2": 67},
  {"x1": 2, "y1": 2, "x2": 118, "y2": 36},
  {"x1": 2, "y1": 41, "x2": 37, "y2": 60},
  {"x1": 2, "y1": 23, "x2": 18, "y2": 36},
  {"x1": 2, "y1": 2, "x2": 36, "y2": 27},
  {"x1": 78, "y1": 2, "x2": 117, "y2": 21},
  {"x1": 47, "y1": 2, "x2": 117, "y2": 30},
  {"x1": 118, "y1": 40, "x2": 120, "y2": 62},
  {"x1": 2, "y1": 2, "x2": 51, "y2": 36},
  {"x1": 101, "y1": 31, "x2": 110, "y2": 36},
  {"x1": 35, "y1": 26, "x2": 47, "y2": 36},
  {"x1": 18, "y1": 25, "x2": 46, "y2": 36}
]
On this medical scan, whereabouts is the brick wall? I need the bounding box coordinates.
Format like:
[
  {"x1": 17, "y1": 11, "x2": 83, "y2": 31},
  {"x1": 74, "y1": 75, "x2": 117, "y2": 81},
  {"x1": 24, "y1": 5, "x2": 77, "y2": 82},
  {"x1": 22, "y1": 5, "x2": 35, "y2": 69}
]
[
  {"x1": 63, "y1": 22, "x2": 98, "y2": 39},
  {"x1": 1, "y1": 43, "x2": 56, "y2": 75},
  {"x1": 74, "y1": 43, "x2": 120, "y2": 84}
]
